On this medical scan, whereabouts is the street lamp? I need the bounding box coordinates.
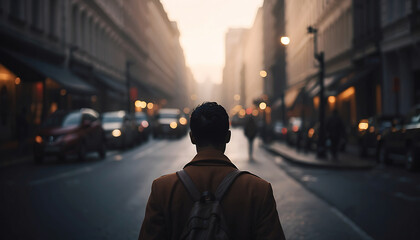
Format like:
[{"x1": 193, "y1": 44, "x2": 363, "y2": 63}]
[
  {"x1": 279, "y1": 36, "x2": 289, "y2": 128},
  {"x1": 307, "y1": 26, "x2": 326, "y2": 158},
  {"x1": 280, "y1": 36, "x2": 290, "y2": 46},
  {"x1": 259, "y1": 70, "x2": 268, "y2": 78}
]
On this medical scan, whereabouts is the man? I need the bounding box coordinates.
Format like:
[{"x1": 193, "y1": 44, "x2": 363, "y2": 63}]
[
  {"x1": 326, "y1": 109, "x2": 346, "y2": 160},
  {"x1": 244, "y1": 115, "x2": 258, "y2": 161},
  {"x1": 139, "y1": 102, "x2": 285, "y2": 240}
]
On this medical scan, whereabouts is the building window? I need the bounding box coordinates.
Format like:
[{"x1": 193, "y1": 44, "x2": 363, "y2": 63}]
[
  {"x1": 49, "y1": 0, "x2": 58, "y2": 38},
  {"x1": 387, "y1": 0, "x2": 394, "y2": 23},
  {"x1": 80, "y1": 11, "x2": 86, "y2": 49},
  {"x1": 72, "y1": 6, "x2": 78, "y2": 45},
  {"x1": 10, "y1": 0, "x2": 25, "y2": 22}
]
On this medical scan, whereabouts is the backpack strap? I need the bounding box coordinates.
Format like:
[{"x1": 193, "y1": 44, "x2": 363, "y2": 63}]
[
  {"x1": 215, "y1": 170, "x2": 250, "y2": 201},
  {"x1": 176, "y1": 170, "x2": 201, "y2": 202}
]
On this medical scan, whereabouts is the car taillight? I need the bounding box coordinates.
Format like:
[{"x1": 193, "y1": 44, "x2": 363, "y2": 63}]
[
  {"x1": 281, "y1": 128, "x2": 287, "y2": 135},
  {"x1": 308, "y1": 128, "x2": 315, "y2": 138},
  {"x1": 35, "y1": 135, "x2": 43, "y2": 144},
  {"x1": 141, "y1": 120, "x2": 149, "y2": 128}
]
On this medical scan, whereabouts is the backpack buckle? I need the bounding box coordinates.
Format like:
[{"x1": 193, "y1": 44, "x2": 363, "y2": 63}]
[{"x1": 200, "y1": 191, "x2": 215, "y2": 202}]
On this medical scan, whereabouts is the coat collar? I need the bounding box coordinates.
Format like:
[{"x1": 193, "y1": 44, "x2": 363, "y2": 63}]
[{"x1": 185, "y1": 148, "x2": 237, "y2": 168}]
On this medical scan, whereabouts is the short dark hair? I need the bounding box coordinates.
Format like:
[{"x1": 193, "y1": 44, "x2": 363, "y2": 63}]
[{"x1": 190, "y1": 102, "x2": 229, "y2": 146}]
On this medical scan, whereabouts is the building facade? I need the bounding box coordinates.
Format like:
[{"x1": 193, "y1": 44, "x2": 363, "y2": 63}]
[
  {"x1": 380, "y1": 0, "x2": 420, "y2": 116},
  {"x1": 284, "y1": 0, "x2": 357, "y2": 125},
  {"x1": 0, "y1": 0, "x2": 191, "y2": 143},
  {"x1": 243, "y1": 8, "x2": 265, "y2": 108},
  {"x1": 222, "y1": 28, "x2": 247, "y2": 114}
]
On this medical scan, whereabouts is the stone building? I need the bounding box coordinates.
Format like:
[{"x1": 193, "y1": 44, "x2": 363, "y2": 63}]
[
  {"x1": 222, "y1": 28, "x2": 247, "y2": 113},
  {"x1": 284, "y1": 0, "x2": 356, "y2": 125},
  {"x1": 380, "y1": 0, "x2": 420, "y2": 115},
  {"x1": 0, "y1": 0, "x2": 191, "y2": 143}
]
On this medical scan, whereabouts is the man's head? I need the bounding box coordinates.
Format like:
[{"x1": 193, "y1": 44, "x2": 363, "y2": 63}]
[{"x1": 189, "y1": 102, "x2": 230, "y2": 150}]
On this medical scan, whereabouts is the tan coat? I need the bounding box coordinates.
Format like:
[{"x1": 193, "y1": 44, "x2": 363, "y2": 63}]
[{"x1": 139, "y1": 149, "x2": 285, "y2": 240}]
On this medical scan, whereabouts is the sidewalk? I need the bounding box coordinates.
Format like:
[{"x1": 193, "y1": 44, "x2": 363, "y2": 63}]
[
  {"x1": 0, "y1": 140, "x2": 33, "y2": 167},
  {"x1": 263, "y1": 140, "x2": 376, "y2": 170}
]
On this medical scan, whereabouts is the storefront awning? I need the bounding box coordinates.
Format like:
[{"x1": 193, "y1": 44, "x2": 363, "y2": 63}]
[
  {"x1": 307, "y1": 69, "x2": 352, "y2": 98},
  {"x1": 94, "y1": 72, "x2": 127, "y2": 94},
  {"x1": 285, "y1": 86, "x2": 302, "y2": 108},
  {"x1": 0, "y1": 49, "x2": 96, "y2": 94}
]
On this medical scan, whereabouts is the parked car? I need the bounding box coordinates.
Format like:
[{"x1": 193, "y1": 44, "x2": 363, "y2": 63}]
[
  {"x1": 154, "y1": 108, "x2": 183, "y2": 138},
  {"x1": 134, "y1": 111, "x2": 151, "y2": 142},
  {"x1": 377, "y1": 105, "x2": 420, "y2": 171},
  {"x1": 102, "y1": 111, "x2": 137, "y2": 149},
  {"x1": 33, "y1": 108, "x2": 106, "y2": 163},
  {"x1": 357, "y1": 115, "x2": 400, "y2": 157},
  {"x1": 304, "y1": 121, "x2": 347, "y2": 152}
]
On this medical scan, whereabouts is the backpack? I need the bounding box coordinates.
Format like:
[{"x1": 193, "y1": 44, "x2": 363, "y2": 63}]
[{"x1": 176, "y1": 169, "x2": 248, "y2": 240}]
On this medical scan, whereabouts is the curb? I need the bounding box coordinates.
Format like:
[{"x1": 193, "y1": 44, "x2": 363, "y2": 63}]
[
  {"x1": 263, "y1": 144, "x2": 376, "y2": 170},
  {"x1": 0, "y1": 154, "x2": 32, "y2": 168}
]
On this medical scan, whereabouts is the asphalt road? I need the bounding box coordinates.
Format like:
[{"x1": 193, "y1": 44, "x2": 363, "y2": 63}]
[{"x1": 1, "y1": 129, "x2": 419, "y2": 239}]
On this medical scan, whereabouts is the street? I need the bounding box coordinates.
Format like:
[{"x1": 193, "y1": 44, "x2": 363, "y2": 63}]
[{"x1": 1, "y1": 129, "x2": 420, "y2": 240}]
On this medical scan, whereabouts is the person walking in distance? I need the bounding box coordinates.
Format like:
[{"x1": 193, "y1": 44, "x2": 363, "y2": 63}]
[
  {"x1": 326, "y1": 109, "x2": 345, "y2": 161},
  {"x1": 244, "y1": 115, "x2": 258, "y2": 161},
  {"x1": 139, "y1": 102, "x2": 285, "y2": 240}
]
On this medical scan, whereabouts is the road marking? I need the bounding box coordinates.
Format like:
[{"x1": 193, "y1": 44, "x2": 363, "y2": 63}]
[
  {"x1": 394, "y1": 192, "x2": 420, "y2": 201},
  {"x1": 329, "y1": 206, "x2": 374, "y2": 240},
  {"x1": 301, "y1": 175, "x2": 317, "y2": 182},
  {"x1": 29, "y1": 167, "x2": 93, "y2": 186},
  {"x1": 133, "y1": 140, "x2": 167, "y2": 159},
  {"x1": 397, "y1": 177, "x2": 411, "y2": 183},
  {"x1": 275, "y1": 157, "x2": 282, "y2": 164}
]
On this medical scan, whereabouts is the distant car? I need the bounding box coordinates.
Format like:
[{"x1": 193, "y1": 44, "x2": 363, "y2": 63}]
[
  {"x1": 134, "y1": 112, "x2": 151, "y2": 142},
  {"x1": 377, "y1": 105, "x2": 420, "y2": 171},
  {"x1": 102, "y1": 111, "x2": 137, "y2": 149},
  {"x1": 272, "y1": 121, "x2": 288, "y2": 141},
  {"x1": 154, "y1": 108, "x2": 184, "y2": 138},
  {"x1": 286, "y1": 117, "x2": 302, "y2": 145},
  {"x1": 33, "y1": 108, "x2": 106, "y2": 163},
  {"x1": 178, "y1": 112, "x2": 189, "y2": 136},
  {"x1": 357, "y1": 115, "x2": 400, "y2": 157},
  {"x1": 231, "y1": 114, "x2": 244, "y2": 128}
]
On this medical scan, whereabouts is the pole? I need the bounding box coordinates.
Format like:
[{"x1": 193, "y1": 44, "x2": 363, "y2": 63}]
[
  {"x1": 126, "y1": 61, "x2": 131, "y2": 114},
  {"x1": 317, "y1": 52, "x2": 326, "y2": 158},
  {"x1": 308, "y1": 26, "x2": 326, "y2": 158}
]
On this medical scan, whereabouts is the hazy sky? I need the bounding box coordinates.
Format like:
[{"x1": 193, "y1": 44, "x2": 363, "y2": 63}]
[{"x1": 160, "y1": 0, "x2": 263, "y2": 84}]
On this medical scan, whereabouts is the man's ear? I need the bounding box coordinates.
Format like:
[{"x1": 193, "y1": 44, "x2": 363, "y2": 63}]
[
  {"x1": 189, "y1": 131, "x2": 197, "y2": 145},
  {"x1": 225, "y1": 130, "x2": 231, "y2": 143}
]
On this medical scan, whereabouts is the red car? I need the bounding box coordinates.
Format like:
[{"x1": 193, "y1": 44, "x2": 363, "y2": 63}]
[{"x1": 33, "y1": 108, "x2": 106, "y2": 163}]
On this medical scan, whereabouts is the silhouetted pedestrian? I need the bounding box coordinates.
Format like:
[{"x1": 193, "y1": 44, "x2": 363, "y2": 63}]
[
  {"x1": 16, "y1": 107, "x2": 28, "y2": 154},
  {"x1": 139, "y1": 102, "x2": 285, "y2": 239},
  {"x1": 326, "y1": 109, "x2": 345, "y2": 160},
  {"x1": 244, "y1": 115, "x2": 258, "y2": 161}
]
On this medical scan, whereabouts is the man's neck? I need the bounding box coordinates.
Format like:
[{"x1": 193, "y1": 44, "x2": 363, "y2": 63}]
[{"x1": 196, "y1": 144, "x2": 226, "y2": 154}]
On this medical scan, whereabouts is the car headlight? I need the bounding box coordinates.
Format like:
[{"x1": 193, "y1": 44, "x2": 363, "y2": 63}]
[
  {"x1": 179, "y1": 117, "x2": 187, "y2": 125},
  {"x1": 112, "y1": 129, "x2": 122, "y2": 137},
  {"x1": 170, "y1": 122, "x2": 178, "y2": 129}
]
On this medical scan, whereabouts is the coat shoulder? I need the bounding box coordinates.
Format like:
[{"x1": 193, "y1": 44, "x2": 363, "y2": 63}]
[{"x1": 153, "y1": 172, "x2": 178, "y2": 186}]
